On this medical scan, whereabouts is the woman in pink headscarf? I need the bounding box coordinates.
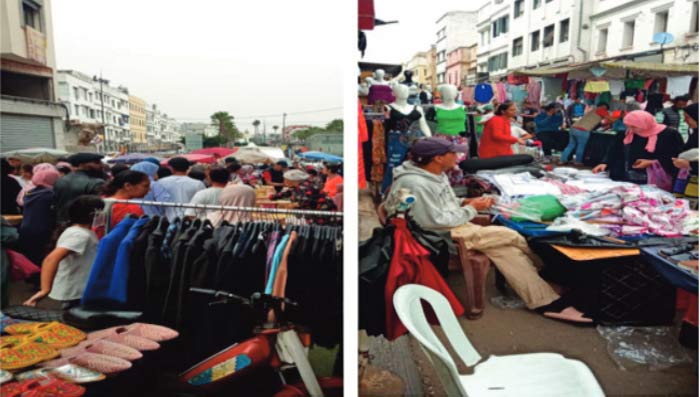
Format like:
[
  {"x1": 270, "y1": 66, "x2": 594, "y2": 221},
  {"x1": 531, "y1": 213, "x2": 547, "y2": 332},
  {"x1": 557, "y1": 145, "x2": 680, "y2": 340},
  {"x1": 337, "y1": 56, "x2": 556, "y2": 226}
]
[
  {"x1": 16, "y1": 163, "x2": 57, "y2": 207},
  {"x1": 18, "y1": 168, "x2": 62, "y2": 266},
  {"x1": 207, "y1": 183, "x2": 257, "y2": 226},
  {"x1": 593, "y1": 110, "x2": 683, "y2": 182}
]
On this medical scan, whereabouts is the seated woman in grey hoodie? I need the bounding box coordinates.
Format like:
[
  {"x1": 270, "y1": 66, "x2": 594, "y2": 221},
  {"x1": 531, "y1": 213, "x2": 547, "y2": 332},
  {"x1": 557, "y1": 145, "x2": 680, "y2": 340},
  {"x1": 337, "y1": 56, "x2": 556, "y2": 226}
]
[{"x1": 383, "y1": 137, "x2": 591, "y2": 323}]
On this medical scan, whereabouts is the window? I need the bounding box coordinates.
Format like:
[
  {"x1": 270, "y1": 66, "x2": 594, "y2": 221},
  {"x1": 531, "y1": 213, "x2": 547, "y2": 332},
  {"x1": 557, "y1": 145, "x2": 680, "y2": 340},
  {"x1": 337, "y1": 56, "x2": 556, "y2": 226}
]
[
  {"x1": 488, "y1": 52, "x2": 508, "y2": 72},
  {"x1": 623, "y1": 20, "x2": 635, "y2": 48},
  {"x1": 74, "y1": 105, "x2": 79, "y2": 115},
  {"x1": 560, "y1": 19, "x2": 569, "y2": 43},
  {"x1": 546, "y1": 0, "x2": 554, "y2": 3},
  {"x1": 514, "y1": 0, "x2": 524, "y2": 18},
  {"x1": 80, "y1": 88, "x2": 87, "y2": 100},
  {"x1": 73, "y1": 87, "x2": 79, "y2": 100},
  {"x1": 531, "y1": 30, "x2": 540, "y2": 51},
  {"x1": 22, "y1": 0, "x2": 42, "y2": 32},
  {"x1": 90, "y1": 109, "x2": 95, "y2": 118},
  {"x1": 654, "y1": 11, "x2": 668, "y2": 35},
  {"x1": 543, "y1": 24, "x2": 555, "y2": 47},
  {"x1": 88, "y1": 93, "x2": 93, "y2": 102},
  {"x1": 692, "y1": 2, "x2": 699, "y2": 33},
  {"x1": 481, "y1": 29, "x2": 490, "y2": 46},
  {"x1": 597, "y1": 28, "x2": 608, "y2": 53},
  {"x1": 492, "y1": 15, "x2": 509, "y2": 38},
  {"x1": 533, "y1": 0, "x2": 541, "y2": 9},
  {"x1": 512, "y1": 37, "x2": 524, "y2": 56}
]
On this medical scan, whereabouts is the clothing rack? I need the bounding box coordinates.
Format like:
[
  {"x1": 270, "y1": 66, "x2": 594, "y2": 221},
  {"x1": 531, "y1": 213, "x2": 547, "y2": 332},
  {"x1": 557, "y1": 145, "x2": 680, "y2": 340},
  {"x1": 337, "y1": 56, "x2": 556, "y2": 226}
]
[{"x1": 101, "y1": 198, "x2": 342, "y2": 234}]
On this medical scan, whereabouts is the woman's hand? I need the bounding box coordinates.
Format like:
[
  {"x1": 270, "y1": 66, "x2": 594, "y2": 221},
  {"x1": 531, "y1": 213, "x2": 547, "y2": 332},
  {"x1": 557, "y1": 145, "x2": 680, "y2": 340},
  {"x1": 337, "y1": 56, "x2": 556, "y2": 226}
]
[
  {"x1": 632, "y1": 159, "x2": 655, "y2": 169},
  {"x1": 672, "y1": 158, "x2": 691, "y2": 169},
  {"x1": 592, "y1": 164, "x2": 607, "y2": 173}
]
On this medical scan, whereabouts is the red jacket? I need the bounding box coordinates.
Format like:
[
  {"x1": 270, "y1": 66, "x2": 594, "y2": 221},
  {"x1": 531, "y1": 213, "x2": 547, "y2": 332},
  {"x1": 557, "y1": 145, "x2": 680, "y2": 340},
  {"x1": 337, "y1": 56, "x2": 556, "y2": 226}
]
[
  {"x1": 385, "y1": 218, "x2": 464, "y2": 340},
  {"x1": 478, "y1": 115, "x2": 517, "y2": 159}
]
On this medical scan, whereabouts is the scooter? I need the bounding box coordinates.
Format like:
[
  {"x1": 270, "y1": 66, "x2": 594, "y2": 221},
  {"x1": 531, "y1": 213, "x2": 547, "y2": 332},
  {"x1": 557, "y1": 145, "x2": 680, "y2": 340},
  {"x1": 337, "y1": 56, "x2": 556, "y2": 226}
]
[{"x1": 176, "y1": 288, "x2": 343, "y2": 397}]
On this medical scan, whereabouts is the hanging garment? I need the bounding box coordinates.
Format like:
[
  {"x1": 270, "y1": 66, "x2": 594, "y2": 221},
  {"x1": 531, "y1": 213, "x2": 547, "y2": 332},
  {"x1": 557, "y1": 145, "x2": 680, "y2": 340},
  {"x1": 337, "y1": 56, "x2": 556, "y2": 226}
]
[
  {"x1": 494, "y1": 82, "x2": 507, "y2": 103},
  {"x1": 608, "y1": 80, "x2": 625, "y2": 96},
  {"x1": 381, "y1": 106, "x2": 424, "y2": 193},
  {"x1": 368, "y1": 85, "x2": 395, "y2": 105},
  {"x1": 511, "y1": 86, "x2": 528, "y2": 104},
  {"x1": 462, "y1": 86, "x2": 475, "y2": 104},
  {"x1": 666, "y1": 76, "x2": 693, "y2": 97},
  {"x1": 435, "y1": 107, "x2": 467, "y2": 136},
  {"x1": 371, "y1": 120, "x2": 386, "y2": 183},
  {"x1": 625, "y1": 79, "x2": 646, "y2": 90},
  {"x1": 82, "y1": 216, "x2": 137, "y2": 307},
  {"x1": 527, "y1": 79, "x2": 542, "y2": 104},
  {"x1": 384, "y1": 217, "x2": 464, "y2": 340},
  {"x1": 474, "y1": 83, "x2": 494, "y2": 103},
  {"x1": 359, "y1": 101, "x2": 368, "y2": 190},
  {"x1": 584, "y1": 81, "x2": 610, "y2": 93}
]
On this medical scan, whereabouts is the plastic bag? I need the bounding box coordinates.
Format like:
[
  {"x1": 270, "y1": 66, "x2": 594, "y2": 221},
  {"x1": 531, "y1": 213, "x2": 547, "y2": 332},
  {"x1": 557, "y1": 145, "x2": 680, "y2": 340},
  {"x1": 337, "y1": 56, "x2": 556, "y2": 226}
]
[
  {"x1": 510, "y1": 195, "x2": 566, "y2": 222},
  {"x1": 597, "y1": 325, "x2": 695, "y2": 371},
  {"x1": 647, "y1": 160, "x2": 673, "y2": 192},
  {"x1": 490, "y1": 295, "x2": 526, "y2": 310}
]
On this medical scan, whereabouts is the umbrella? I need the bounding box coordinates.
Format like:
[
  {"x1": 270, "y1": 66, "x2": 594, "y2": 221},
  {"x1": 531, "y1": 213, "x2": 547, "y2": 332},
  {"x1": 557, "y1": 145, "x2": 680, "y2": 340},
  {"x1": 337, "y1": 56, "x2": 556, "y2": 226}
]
[
  {"x1": 0, "y1": 147, "x2": 69, "y2": 163},
  {"x1": 190, "y1": 147, "x2": 237, "y2": 159},
  {"x1": 160, "y1": 153, "x2": 217, "y2": 166},
  {"x1": 226, "y1": 147, "x2": 276, "y2": 164},
  {"x1": 108, "y1": 153, "x2": 152, "y2": 164},
  {"x1": 297, "y1": 151, "x2": 343, "y2": 163}
]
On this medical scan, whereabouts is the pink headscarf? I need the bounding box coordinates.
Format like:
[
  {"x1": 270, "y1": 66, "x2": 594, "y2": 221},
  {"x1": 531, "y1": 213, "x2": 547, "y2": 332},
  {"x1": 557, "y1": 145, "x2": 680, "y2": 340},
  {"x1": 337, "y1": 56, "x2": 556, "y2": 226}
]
[
  {"x1": 16, "y1": 163, "x2": 58, "y2": 206},
  {"x1": 31, "y1": 169, "x2": 61, "y2": 188},
  {"x1": 622, "y1": 110, "x2": 667, "y2": 153}
]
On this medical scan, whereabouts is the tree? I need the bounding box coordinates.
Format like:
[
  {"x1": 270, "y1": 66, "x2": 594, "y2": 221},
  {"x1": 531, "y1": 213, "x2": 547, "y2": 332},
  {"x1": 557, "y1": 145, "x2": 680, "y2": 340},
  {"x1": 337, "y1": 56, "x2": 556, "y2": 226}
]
[
  {"x1": 324, "y1": 119, "x2": 343, "y2": 133},
  {"x1": 210, "y1": 111, "x2": 240, "y2": 144},
  {"x1": 291, "y1": 118, "x2": 344, "y2": 142},
  {"x1": 252, "y1": 120, "x2": 261, "y2": 136},
  {"x1": 203, "y1": 135, "x2": 227, "y2": 147},
  {"x1": 273, "y1": 125, "x2": 279, "y2": 134}
]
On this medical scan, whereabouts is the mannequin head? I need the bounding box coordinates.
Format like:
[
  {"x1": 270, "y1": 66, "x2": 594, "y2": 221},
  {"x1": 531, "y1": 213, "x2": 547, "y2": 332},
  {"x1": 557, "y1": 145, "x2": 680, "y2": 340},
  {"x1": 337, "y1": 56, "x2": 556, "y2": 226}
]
[
  {"x1": 392, "y1": 84, "x2": 409, "y2": 101},
  {"x1": 403, "y1": 70, "x2": 414, "y2": 82},
  {"x1": 373, "y1": 69, "x2": 386, "y2": 82},
  {"x1": 438, "y1": 84, "x2": 458, "y2": 105}
]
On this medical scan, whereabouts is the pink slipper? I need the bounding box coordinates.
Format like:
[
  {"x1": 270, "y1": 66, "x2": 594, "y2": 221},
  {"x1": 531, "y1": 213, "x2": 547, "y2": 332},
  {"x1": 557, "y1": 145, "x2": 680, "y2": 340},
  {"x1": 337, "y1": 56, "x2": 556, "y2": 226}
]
[
  {"x1": 103, "y1": 334, "x2": 159, "y2": 352},
  {"x1": 61, "y1": 340, "x2": 142, "y2": 361},
  {"x1": 87, "y1": 324, "x2": 177, "y2": 343},
  {"x1": 40, "y1": 353, "x2": 131, "y2": 375}
]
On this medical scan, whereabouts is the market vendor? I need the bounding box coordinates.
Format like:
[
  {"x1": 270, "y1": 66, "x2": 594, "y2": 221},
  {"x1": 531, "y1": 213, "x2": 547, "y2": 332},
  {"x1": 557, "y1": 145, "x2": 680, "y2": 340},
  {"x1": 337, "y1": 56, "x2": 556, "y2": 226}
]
[
  {"x1": 534, "y1": 103, "x2": 564, "y2": 162},
  {"x1": 384, "y1": 137, "x2": 592, "y2": 323},
  {"x1": 269, "y1": 169, "x2": 337, "y2": 212},
  {"x1": 593, "y1": 110, "x2": 684, "y2": 185},
  {"x1": 263, "y1": 160, "x2": 288, "y2": 193}
]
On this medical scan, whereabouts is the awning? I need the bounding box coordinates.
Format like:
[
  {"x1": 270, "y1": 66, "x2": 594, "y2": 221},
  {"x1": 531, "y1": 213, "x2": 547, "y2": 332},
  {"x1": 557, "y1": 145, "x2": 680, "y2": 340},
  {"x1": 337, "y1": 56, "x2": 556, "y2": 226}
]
[
  {"x1": 359, "y1": 0, "x2": 374, "y2": 30},
  {"x1": 513, "y1": 61, "x2": 698, "y2": 80}
]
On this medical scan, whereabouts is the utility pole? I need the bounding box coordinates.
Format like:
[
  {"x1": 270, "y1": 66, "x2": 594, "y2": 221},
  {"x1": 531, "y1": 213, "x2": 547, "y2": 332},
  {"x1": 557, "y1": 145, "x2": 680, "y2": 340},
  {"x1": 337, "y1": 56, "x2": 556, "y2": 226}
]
[{"x1": 282, "y1": 112, "x2": 287, "y2": 143}]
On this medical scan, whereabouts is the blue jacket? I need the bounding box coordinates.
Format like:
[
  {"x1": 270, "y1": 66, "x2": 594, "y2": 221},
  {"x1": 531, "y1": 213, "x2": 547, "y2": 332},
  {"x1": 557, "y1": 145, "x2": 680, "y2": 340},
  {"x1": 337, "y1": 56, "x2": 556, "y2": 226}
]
[
  {"x1": 535, "y1": 112, "x2": 563, "y2": 133},
  {"x1": 82, "y1": 216, "x2": 139, "y2": 306}
]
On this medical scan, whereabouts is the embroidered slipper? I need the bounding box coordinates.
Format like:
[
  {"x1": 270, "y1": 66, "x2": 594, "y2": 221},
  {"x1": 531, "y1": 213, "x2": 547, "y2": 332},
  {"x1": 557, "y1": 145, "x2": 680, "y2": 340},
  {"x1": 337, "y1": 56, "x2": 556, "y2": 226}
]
[
  {"x1": 87, "y1": 323, "x2": 177, "y2": 343},
  {"x1": 0, "y1": 342, "x2": 59, "y2": 371},
  {"x1": 0, "y1": 335, "x2": 29, "y2": 347},
  {"x1": 4, "y1": 376, "x2": 85, "y2": 397},
  {"x1": 87, "y1": 328, "x2": 160, "y2": 351},
  {"x1": 29, "y1": 322, "x2": 86, "y2": 349},
  {"x1": 0, "y1": 369, "x2": 13, "y2": 384},
  {"x1": 0, "y1": 313, "x2": 27, "y2": 334},
  {"x1": 4, "y1": 322, "x2": 44, "y2": 335},
  {"x1": 39, "y1": 353, "x2": 131, "y2": 375},
  {"x1": 61, "y1": 340, "x2": 142, "y2": 361},
  {"x1": 16, "y1": 365, "x2": 105, "y2": 384}
]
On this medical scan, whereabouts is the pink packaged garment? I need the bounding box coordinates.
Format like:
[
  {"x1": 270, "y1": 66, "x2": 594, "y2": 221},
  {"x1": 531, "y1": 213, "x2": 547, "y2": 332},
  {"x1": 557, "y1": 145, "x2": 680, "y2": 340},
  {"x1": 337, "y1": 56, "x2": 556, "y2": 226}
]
[{"x1": 495, "y1": 82, "x2": 507, "y2": 103}]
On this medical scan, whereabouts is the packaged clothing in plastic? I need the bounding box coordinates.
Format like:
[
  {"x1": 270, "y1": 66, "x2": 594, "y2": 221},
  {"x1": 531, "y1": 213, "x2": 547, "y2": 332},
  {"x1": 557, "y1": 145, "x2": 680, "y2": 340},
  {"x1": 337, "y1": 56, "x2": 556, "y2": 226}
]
[
  {"x1": 597, "y1": 325, "x2": 694, "y2": 371},
  {"x1": 508, "y1": 195, "x2": 566, "y2": 222}
]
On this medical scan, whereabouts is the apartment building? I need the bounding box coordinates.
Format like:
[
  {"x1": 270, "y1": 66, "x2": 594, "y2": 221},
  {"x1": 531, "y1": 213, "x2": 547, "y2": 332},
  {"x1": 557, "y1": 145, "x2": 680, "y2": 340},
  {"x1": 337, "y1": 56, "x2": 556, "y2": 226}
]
[{"x1": 435, "y1": 11, "x2": 479, "y2": 84}]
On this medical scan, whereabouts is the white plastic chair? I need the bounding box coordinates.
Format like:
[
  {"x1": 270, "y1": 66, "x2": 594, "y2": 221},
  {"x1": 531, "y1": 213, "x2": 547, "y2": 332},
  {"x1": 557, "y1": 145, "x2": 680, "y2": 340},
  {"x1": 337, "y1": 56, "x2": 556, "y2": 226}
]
[{"x1": 393, "y1": 284, "x2": 605, "y2": 397}]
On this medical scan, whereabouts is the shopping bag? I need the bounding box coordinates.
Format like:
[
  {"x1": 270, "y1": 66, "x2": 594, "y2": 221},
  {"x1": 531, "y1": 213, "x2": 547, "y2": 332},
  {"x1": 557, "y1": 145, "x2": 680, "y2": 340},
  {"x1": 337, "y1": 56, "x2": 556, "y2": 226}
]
[
  {"x1": 647, "y1": 160, "x2": 673, "y2": 192},
  {"x1": 6, "y1": 250, "x2": 39, "y2": 281}
]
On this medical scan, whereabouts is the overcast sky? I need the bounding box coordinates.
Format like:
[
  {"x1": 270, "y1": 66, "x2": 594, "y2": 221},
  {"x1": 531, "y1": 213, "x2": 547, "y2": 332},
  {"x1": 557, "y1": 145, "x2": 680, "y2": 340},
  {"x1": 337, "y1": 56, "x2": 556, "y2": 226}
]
[
  {"x1": 52, "y1": 1, "x2": 343, "y2": 130},
  {"x1": 362, "y1": 0, "x2": 487, "y2": 64}
]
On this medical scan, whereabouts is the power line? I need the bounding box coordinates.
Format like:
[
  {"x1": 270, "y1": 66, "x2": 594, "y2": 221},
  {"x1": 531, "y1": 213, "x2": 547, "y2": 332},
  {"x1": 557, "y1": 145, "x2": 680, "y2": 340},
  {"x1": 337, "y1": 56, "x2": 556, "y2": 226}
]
[{"x1": 174, "y1": 106, "x2": 343, "y2": 121}]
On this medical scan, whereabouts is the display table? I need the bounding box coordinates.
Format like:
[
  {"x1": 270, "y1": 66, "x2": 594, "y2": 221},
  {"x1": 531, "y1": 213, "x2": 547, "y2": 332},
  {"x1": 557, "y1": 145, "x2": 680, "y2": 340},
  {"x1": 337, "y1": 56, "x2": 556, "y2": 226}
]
[
  {"x1": 640, "y1": 247, "x2": 698, "y2": 294},
  {"x1": 1, "y1": 215, "x2": 22, "y2": 226}
]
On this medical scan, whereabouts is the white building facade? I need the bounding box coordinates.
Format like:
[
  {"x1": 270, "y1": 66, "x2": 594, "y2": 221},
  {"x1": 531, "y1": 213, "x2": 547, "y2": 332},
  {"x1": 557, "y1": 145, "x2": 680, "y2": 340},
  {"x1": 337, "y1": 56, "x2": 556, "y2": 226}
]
[
  {"x1": 589, "y1": 0, "x2": 698, "y2": 65},
  {"x1": 477, "y1": 0, "x2": 592, "y2": 80},
  {"x1": 435, "y1": 11, "x2": 479, "y2": 84}
]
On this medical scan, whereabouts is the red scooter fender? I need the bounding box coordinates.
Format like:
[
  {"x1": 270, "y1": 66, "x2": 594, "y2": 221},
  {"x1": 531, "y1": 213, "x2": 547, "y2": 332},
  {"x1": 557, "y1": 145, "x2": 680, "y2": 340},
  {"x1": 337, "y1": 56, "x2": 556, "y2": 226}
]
[{"x1": 179, "y1": 334, "x2": 273, "y2": 388}]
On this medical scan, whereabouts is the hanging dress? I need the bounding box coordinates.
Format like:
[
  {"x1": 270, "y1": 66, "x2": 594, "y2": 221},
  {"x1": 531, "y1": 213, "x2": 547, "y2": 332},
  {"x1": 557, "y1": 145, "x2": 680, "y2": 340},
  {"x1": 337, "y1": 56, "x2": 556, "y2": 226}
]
[{"x1": 382, "y1": 105, "x2": 423, "y2": 194}]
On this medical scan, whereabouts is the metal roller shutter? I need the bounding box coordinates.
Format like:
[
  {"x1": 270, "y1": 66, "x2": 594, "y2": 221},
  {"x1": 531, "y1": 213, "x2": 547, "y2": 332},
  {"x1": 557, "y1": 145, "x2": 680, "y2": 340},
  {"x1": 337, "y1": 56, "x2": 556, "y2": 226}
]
[{"x1": 0, "y1": 114, "x2": 55, "y2": 151}]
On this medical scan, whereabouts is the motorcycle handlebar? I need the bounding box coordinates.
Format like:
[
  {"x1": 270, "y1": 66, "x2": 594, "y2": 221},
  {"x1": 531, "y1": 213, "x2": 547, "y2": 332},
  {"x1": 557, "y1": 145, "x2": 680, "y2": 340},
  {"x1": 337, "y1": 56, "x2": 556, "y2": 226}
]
[{"x1": 189, "y1": 288, "x2": 299, "y2": 307}]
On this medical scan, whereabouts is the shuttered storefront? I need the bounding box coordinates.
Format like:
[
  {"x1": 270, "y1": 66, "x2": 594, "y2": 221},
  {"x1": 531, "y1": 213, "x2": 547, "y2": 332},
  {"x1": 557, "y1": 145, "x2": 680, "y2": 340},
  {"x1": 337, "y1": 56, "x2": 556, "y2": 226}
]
[{"x1": 0, "y1": 114, "x2": 55, "y2": 151}]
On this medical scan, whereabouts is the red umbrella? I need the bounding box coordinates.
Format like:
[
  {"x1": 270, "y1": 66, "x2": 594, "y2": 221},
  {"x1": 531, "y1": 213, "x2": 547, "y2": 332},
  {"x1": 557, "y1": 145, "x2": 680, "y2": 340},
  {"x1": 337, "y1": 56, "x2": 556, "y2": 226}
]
[
  {"x1": 190, "y1": 147, "x2": 237, "y2": 159},
  {"x1": 160, "y1": 153, "x2": 217, "y2": 165}
]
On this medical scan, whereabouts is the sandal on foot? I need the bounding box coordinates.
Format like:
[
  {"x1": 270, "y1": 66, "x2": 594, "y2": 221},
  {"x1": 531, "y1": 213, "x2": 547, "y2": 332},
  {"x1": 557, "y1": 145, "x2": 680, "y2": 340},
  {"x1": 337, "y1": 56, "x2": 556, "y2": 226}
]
[{"x1": 543, "y1": 306, "x2": 594, "y2": 324}]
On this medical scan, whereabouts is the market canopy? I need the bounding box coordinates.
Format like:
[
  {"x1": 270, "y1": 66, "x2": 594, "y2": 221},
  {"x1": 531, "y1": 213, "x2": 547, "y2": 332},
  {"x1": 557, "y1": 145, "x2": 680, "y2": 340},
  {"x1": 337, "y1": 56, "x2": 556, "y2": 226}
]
[
  {"x1": 190, "y1": 147, "x2": 237, "y2": 159},
  {"x1": 513, "y1": 61, "x2": 699, "y2": 80},
  {"x1": 0, "y1": 147, "x2": 69, "y2": 163},
  {"x1": 160, "y1": 153, "x2": 216, "y2": 166},
  {"x1": 297, "y1": 151, "x2": 343, "y2": 163},
  {"x1": 108, "y1": 153, "x2": 155, "y2": 164}
]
